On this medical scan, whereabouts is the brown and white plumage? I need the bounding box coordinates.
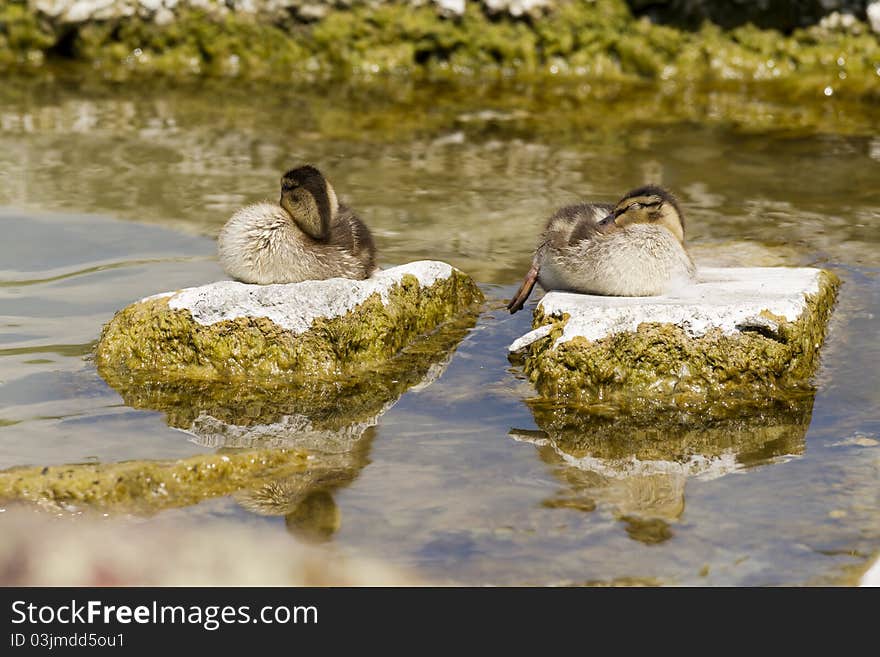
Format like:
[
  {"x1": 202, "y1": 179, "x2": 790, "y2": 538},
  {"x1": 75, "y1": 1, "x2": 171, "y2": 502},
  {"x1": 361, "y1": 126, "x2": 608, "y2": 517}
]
[
  {"x1": 507, "y1": 186, "x2": 696, "y2": 313},
  {"x1": 218, "y1": 165, "x2": 377, "y2": 285}
]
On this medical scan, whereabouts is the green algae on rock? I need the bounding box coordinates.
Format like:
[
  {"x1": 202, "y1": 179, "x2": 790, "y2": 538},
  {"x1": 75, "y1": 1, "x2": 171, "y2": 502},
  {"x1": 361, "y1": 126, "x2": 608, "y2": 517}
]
[
  {"x1": 0, "y1": 449, "x2": 309, "y2": 514},
  {"x1": 2, "y1": 1, "x2": 880, "y2": 102},
  {"x1": 509, "y1": 266, "x2": 839, "y2": 404},
  {"x1": 95, "y1": 260, "x2": 483, "y2": 384},
  {"x1": 104, "y1": 307, "x2": 476, "y2": 437}
]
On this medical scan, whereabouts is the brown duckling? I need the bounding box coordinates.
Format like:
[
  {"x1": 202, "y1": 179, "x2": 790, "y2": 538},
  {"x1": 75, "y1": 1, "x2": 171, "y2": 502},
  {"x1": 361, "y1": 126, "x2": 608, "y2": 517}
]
[
  {"x1": 218, "y1": 165, "x2": 377, "y2": 285},
  {"x1": 507, "y1": 185, "x2": 696, "y2": 313}
]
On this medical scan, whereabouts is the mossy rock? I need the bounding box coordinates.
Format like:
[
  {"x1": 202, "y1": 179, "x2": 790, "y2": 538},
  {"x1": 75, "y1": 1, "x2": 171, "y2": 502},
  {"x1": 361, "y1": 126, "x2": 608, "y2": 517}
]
[
  {"x1": 510, "y1": 266, "x2": 839, "y2": 404},
  {"x1": 95, "y1": 260, "x2": 483, "y2": 384},
  {"x1": 0, "y1": 449, "x2": 309, "y2": 515},
  {"x1": 4, "y1": 1, "x2": 880, "y2": 103}
]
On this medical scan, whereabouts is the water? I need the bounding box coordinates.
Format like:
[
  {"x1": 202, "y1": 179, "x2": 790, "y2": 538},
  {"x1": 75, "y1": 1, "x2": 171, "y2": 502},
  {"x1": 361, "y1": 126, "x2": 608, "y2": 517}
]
[{"x1": 1, "y1": 72, "x2": 878, "y2": 585}]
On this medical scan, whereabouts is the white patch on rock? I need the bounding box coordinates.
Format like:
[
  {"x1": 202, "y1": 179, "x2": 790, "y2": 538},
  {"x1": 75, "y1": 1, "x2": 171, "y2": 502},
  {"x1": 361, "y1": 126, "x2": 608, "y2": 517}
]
[
  {"x1": 508, "y1": 324, "x2": 552, "y2": 353},
  {"x1": 509, "y1": 267, "x2": 824, "y2": 351},
  {"x1": 868, "y1": 3, "x2": 880, "y2": 34},
  {"x1": 482, "y1": 0, "x2": 552, "y2": 17},
  {"x1": 433, "y1": 0, "x2": 466, "y2": 15},
  {"x1": 165, "y1": 260, "x2": 455, "y2": 334},
  {"x1": 140, "y1": 290, "x2": 176, "y2": 303},
  {"x1": 861, "y1": 554, "x2": 880, "y2": 586}
]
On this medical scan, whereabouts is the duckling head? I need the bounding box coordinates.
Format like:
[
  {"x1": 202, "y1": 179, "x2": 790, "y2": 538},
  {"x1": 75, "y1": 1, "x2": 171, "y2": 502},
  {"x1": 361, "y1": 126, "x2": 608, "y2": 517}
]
[
  {"x1": 596, "y1": 185, "x2": 686, "y2": 244},
  {"x1": 279, "y1": 165, "x2": 340, "y2": 241}
]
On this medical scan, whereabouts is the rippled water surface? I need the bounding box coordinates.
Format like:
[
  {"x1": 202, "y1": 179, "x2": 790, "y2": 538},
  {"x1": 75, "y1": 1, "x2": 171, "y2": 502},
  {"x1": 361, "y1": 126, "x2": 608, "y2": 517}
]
[{"x1": 1, "y1": 73, "x2": 878, "y2": 585}]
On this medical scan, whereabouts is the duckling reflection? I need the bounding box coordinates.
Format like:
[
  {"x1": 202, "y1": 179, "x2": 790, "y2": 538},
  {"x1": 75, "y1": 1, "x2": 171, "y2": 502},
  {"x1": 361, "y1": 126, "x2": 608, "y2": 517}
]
[
  {"x1": 218, "y1": 165, "x2": 377, "y2": 284},
  {"x1": 511, "y1": 394, "x2": 813, "y2": 545},
  {"x1": 236, "y1": 431, "x2": 376, "y2": 544},
  {"x1": 508, "y1": 185, "x2": 696, "y2": 313}
]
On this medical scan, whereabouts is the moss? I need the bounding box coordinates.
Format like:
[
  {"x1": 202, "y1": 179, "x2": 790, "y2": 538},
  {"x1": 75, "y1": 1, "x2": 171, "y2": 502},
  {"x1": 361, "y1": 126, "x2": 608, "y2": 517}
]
[
  {"x1": 0, "y1": 449, "x2": 309, "y2": 514},
  {"x1": 1, "y1": 1, "x2": 879, "y2": 102},
  {"x1": 0, "y1": 2, "x2": 54, "y2": 66},
  {"x1": 521, "y1": 269, "x2": 840, "y2": 404},
  {"x1": 95, "y1": 269, "x2": 483, "y2": 384},
  {"x1": 100, "y1": 306, "x2": 479, "y2": 431}
]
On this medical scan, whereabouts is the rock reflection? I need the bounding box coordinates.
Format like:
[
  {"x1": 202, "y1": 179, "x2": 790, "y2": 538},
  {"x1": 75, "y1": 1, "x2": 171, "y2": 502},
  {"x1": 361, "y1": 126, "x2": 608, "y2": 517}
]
[{"x1": 512, "y1": 393, "x2": 814, "y2": 544}]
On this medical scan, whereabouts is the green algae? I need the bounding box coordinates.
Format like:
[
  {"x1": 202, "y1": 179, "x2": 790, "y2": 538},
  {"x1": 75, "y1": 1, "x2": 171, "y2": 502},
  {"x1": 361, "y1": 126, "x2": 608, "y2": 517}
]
[
  {"x1": 0, "y1": 3, "x2": 54, "y2": 67},
  {"x1": 0, "y1": 448, "x2": 309, "y2": 514},
  {"x1": 95, "y1": 269, "x2": 483, "y2": 385},
  {"x1": 520, "y1": 270, "x2": 839, "y2": 404},
  {"x1": 100, "y1": 306, "x2": 479, "y2": 432},
  {"x1": 2, "y1": 1, "x2": 879, "y2": 103}
]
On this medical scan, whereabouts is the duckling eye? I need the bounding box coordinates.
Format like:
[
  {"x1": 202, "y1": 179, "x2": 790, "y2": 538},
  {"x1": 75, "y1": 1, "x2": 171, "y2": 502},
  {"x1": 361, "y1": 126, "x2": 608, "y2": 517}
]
[{"x1": 629, "y1": 202, "x2": 642, "y2": 211}]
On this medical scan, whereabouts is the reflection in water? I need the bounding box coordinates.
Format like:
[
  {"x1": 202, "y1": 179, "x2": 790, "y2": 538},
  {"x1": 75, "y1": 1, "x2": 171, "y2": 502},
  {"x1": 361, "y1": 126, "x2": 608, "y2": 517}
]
[
  {"x1": 512, "y1": 393, "x2": 814, "y2": 544},
  {"x1": 97, "y1": 311, "x2": 476, "y2": 540}
]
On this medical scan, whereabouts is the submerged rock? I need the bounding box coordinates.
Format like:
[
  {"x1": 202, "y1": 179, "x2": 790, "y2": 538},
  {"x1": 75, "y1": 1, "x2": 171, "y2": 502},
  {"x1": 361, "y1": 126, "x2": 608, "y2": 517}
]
[
  {"x1": 95, "y1": 260, "x2": 482, "y2": 383},
  {"x1": 509, "y1": 267, "x2": 839, "y2": 403},
  {"x1": 0, "y1": 449, "x2": 310, "y2": 514}
]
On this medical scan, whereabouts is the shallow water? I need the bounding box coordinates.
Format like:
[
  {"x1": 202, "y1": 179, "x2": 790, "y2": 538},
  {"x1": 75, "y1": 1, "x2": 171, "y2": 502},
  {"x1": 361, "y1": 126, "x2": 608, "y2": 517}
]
[{"x1": 0, "y1": 73, "x2": 878, "y2": 585}]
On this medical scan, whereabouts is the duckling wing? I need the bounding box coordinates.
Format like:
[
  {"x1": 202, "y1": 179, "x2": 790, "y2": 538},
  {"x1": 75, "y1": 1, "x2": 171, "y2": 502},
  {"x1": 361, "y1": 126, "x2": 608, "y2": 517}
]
[
  {"x1": 328, "y1": 204, "x2": 377, "y2": 272},
  {"x1": 565, "y1": 203, "x2": 614, "y2": 246},
  {"x1": 509, "y1": 203, "x2": 612, "y2": 313}
]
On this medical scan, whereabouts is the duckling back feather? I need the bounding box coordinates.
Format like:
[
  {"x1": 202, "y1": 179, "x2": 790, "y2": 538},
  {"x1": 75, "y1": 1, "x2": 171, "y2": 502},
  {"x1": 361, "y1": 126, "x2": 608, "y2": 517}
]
[{"x1": 218, "y1": 202, "x2": 375, "y2": 285}]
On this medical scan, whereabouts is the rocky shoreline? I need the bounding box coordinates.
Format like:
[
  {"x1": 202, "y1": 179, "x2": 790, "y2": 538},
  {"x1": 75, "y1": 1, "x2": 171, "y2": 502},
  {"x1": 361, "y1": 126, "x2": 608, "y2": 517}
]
[{"x1": 2, "y1": 1, "x2": 879, "y2": 97}]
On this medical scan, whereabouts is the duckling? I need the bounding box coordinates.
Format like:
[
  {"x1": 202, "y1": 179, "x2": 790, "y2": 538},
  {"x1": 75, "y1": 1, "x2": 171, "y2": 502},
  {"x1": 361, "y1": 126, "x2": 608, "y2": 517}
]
[
  {"x1": 507, "y1": 185, "x2": 696, "y2": 313},
  {"x1": 218, "y1": 165, "x2": 377, "y2": 285}
]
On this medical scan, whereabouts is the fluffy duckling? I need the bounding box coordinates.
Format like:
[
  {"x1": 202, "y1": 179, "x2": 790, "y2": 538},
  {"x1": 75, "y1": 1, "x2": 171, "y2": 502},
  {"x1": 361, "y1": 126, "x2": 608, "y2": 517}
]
[
  {"x1": 507, "y1": 185, "x2": 696, "y2": 313},
  {"x1": 218, "y1": 165, "x2": 377, "y2": 284}
]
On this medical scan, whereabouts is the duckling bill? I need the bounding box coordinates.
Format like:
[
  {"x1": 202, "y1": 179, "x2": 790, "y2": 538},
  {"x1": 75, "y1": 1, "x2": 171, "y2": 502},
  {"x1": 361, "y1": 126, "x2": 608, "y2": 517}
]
[
  {"x1": 507, "y1": 185, "x2": 696, "y2": 313},
  {"x1": 218, "y1": 165, "x2": 377, "y2": 285}
]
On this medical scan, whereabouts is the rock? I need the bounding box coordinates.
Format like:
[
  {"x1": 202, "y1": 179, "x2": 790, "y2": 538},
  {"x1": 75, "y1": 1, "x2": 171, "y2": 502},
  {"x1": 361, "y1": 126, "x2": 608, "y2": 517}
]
[
  {"x1": 482, "y1": 0, "x2": 553, "y2": 18},
  {"x1": 433, "y1": 0, "x2": 465, "y2": 16},
  {"x1": 0, "y1": 449, "x2": 309, "y2": 514},
  {"x1": 861, "y1": 554, "x2": 880, "y2": 586},
  {"x1": 509, "y1": 267, "x2": 839, "y2": 403},
  {"x1": 868, "y1": 2, "x2": 880, "y2": 32},
  {"x1": 154, "y1": 6, "x2": 175, "y2": 23},
  {"x1": 95, "y1": 261, "x2": 482, "y2": 383}
]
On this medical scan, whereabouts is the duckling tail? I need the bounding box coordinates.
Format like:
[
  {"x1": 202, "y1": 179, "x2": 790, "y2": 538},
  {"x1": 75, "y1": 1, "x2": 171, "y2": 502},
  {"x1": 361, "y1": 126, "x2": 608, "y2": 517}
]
[{"x1": 507, "y1": 264, "x2": 540, "y2": 314}]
